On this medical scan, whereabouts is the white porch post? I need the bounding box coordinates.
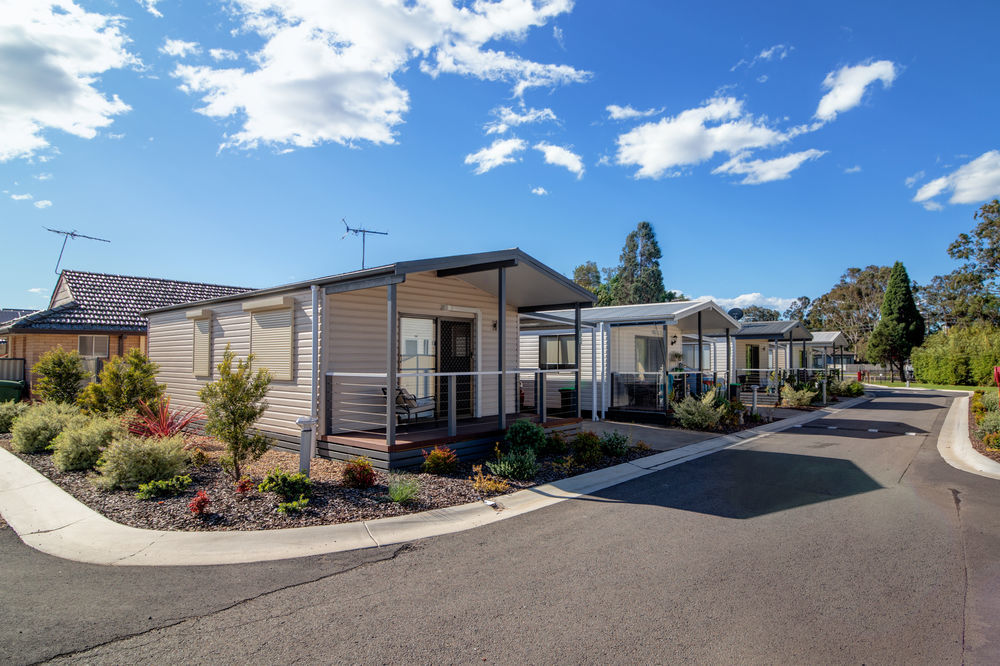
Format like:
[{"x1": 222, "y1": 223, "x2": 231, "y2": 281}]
[
  {"x1": 497, "y1": 267, "x2": 506, "y2": 431},
  {"x1": 574, "y1": 304, "x2": 582, "y2": 419},
  {"x1": 386, "y1": 283, "x2": 397, "y2": 448},
  {"x1": 590, "y1": 323, "x2": 597, "y2": 421}
]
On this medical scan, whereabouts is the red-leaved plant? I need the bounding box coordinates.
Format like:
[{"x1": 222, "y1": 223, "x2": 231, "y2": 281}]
[
  {"x1": 129, "y1": 397, "x2": 202, "y2": 439},
  {"x1": 189, "y1": 490, "x2": 210, "y2": 516},
  {"x1": 235, "y1": 477, "x2": 254, "y2": 494},
  {"x1": 341, "y1": 456, "x2": 377, "y2": 489}
]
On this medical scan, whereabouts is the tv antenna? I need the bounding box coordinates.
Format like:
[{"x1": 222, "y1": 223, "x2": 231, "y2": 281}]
[
  {"x1": 46, "y1": 227, "x2": 111, "y2": 274},
  {"x1": 341, "y1": 218, "x2": 387, "y2": 269}
]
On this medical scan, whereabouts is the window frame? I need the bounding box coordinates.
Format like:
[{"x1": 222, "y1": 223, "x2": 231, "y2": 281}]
[
  {"x1": 78, "y1": 334, "x2": 109, "y2": 359},
  {"x1": 539, "y1": 334, "x2": 577, "y2": 370}
]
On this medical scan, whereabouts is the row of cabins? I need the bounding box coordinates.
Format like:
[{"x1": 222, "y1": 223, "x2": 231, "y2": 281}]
[{"x1": 2, "y1": 250, "x2": 852, "y2": 469}]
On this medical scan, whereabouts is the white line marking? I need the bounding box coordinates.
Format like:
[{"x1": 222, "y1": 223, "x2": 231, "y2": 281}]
[
  {"x1": 868, "y1": 428, "x2": 878, "y2": 433},
  {"x1": 906, "y1": 432, "x2": 917, "y2": 436},
  {"x1": 793, "y1": 424, "x2": 802, "y2": 428},
  {"x1": 827, "y1": 426, "x2": 837, "y2": 430}
]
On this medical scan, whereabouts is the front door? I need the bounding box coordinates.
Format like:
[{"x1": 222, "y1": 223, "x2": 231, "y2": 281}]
[
  {"x1": 439, "y1": 319, "x2": 474, "y2": 417},
  {"x1": 745, "y1": 345, "x2": 760, "y2": 384}
]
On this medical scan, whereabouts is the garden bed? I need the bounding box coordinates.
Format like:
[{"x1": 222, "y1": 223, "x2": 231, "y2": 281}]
[
  {"x1": 0, "y1": 433, "x2": 657, "y2": 532},
  {"x1": 968, "y1": 398, "x2": 1000, "y2": 465}
]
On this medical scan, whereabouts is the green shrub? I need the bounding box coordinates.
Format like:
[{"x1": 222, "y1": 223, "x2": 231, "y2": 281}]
[
  {"x1": 486, "y1": 447, "x2": 539, "y2": 480},
  {"x1": 504, "y1": 419, "x2": 546, "y2": 453},
  {"x1": 51, "y1": 415, "x2": 123, "y2": 471},
  {"x1": 277, "y1": 495, "x2": 310, "y2": 515},
  {"x1": 11, "y1": 402, "x2": 84, "y2": 453},
  {"x1": 537, "y1": 431, "x2": 568, "y2": 456},
  {"x1": 258, "y1": 467, "x2": 313, "y2": 500},
  {"x1": 911, "y1": 322, "x2": 1000, "y2": 386},
  {"x1": 571, "y1": 431, "x2": 603, "y2": 466},
  {"x1": 421, "y1": 445, "x2": 459, "y2": 475},
  {"x1": 831, "y1": 380, "x2": 865, "y2": 398},
  {"x1": 981, "y1": 391, "x2": 999, "y2": 412},
  {"x1": 781, "y1": 385, "x2": 818, "y2": 407},
  {"x1": 342, "y1": 456, "x2": 377, "y2": 489},
  {"x1": 600, "y1": 431, "x2": 630, "y2": 456},
  {"x1": 387, "y1": 474, "x2": 421, "y2": 504},
  {"x1": 77, "y1": 349, "x2": 164, "y2": 414},
  {"x1": 977, "y1": 411, "x2": 1000, "y2": 438},
  {"x1": 32, "y1": 347, "x2": 90, "y2": 404},
  {"x1": 136, "y1": 474, "x2": 192, "y2": 499},
  {"x1": 671, "y1": 396, "x2": 720, "y2": 431},
  {"x1": 93, "y1": 434, "x2": 187, "y2": 490},
  {"x1": 0, "y1": 401, "x2": 30, "y2": 434}
]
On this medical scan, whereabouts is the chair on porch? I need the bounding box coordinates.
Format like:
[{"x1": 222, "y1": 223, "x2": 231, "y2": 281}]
[{"x1": 382, "y1": 387, "x2": 436, "y2": 424}]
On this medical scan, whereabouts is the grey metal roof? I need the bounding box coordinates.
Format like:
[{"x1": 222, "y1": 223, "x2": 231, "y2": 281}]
[
  {"x1": 1, "y1": 271, "x2": 253, "y2": 333},
  {"x1": 729, "y1": 320, "x2": 812, "y2": 340},
  {"x1": 522, "y1": 299, "x2": 740, "y2": 335},
  {"x1": 805, "y1": 331, "x2": 848, "y2": 346},
  {"x1": 144, "y1": 248, "x2": 596, "y2": 315}
]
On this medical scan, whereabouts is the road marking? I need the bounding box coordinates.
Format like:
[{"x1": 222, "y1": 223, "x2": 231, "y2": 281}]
[
  {"x1": 793, "y1": 424, "x2": 802, "y2": 428},
  {"x1": 827, "y1": 426, "x2": 837, "y2": 430},
  {"x1": 906, "y1": 432, "x2": 917, "y2": 436},
  {"x1": 868, "y1": 428, "x2": 879, "y2": 433}
]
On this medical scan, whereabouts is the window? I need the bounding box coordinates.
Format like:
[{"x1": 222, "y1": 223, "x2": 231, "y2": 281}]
[
  {"x1": 192, "y1": 318, "x2": 211, "y2": 377},
  {"x1": 250, "y1": 307, "x2": 293, "y2": 381},
  {"x1": 539, "y1": 335, "x2": 576, "y2": 370},
  {"x1": 682, "y1": 342, "x2": 711, "y2": 370},
  {"x1": 78, "y1": 335, "x2": 109, "y2": 358},
  {"x1": 635, "y1": 336, "x2": 664, "y2": 374},
  {"x1": 400, "y1": 317, "x2": 436, "y2": 400}
]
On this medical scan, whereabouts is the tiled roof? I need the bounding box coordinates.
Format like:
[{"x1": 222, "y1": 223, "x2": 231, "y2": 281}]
[
  {"x1": 2, "y1": 271, "x2": 253, "y2": 333},
  {"x1": 0, "y1": 309, "x2": 36, "y2": 326}
]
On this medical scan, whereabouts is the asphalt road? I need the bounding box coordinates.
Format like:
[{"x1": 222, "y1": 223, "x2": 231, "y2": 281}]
[{"x1": 3, "y1": 388, "x2": 998, "y2": 664}]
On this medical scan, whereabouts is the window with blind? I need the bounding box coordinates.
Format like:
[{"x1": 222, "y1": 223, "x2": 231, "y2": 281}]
[
  {"x1": 250, "y1": 307, "x2": 293, "y2": 380},
  {"x1": 539, "y1": 335, "x2": 576, "y2": 369},
  {"x1": 192, "y1": 318, "x2": 211, "y2": 377},
  {"x1": 78, "y1": 335, "x2": 109, "y2": 358}
]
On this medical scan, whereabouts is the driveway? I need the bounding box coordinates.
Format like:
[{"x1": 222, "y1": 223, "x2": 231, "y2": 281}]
[{"x1": 2, "y1": 388, "x2": 998, "y2": 664}]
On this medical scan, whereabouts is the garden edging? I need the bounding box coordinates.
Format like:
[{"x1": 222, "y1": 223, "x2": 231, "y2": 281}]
[
  {"x1": 0, "y1": 395, "x2": 870, "y2": 567},
  {"x1": 934, "y1": 392, "x2": 1000, "y2": 480}
]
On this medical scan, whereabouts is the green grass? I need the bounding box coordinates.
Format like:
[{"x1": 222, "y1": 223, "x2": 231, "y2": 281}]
[{"x1": 867, "y1": 381, "x2": 991, "y2": 392}]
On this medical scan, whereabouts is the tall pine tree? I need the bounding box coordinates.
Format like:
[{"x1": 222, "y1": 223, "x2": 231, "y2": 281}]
[
  {"x1": 867, "y1": 261, "x2": 925, "y2": 379},
  {"x1": 610, "y1": 221, "x2": 667, "y2": 305}
]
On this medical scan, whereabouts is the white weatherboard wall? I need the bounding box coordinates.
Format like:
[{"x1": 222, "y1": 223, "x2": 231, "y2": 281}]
[
  {"x1": 519, "y1": 328, "x2": 603, "y2": 413},
  {"x1": 325, "y1": 271, "x2": 518, "y2": 434},
  {"x1": 147, "y1": 288, "x2": 317, "y2": 440}
]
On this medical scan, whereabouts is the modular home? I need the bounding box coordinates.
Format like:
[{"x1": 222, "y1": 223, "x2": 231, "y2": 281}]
[{"x1": 144, "y1": 249, "x2": 595, "y2": 469}]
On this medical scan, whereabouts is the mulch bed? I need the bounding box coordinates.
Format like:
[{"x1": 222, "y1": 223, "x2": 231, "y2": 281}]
[
  {"x1": 968, "y1": 400, "x2": 1000, "y2": 464},
  {"x1": 0, "y1": 432, "x2": 656, "y2": 532}
]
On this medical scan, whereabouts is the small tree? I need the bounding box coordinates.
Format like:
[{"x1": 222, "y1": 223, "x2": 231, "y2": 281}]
[
  {"x1": 868, "y1": 261, "x2": 926, "y2": 379},
  {"x1": 32, "y1": 347, "x2": 90, "y2": 403},
  {"x1": 78, "y1": 348, "x2": 164, "y2": 414},
  {"x1": 198, "y1": 345, "x2": 272, "y2": 480}
]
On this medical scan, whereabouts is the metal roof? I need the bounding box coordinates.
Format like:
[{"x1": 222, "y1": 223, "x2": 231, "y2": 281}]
[
  {"x1": 728, "y1": 320, "x2": 812, "y2": 340},
  {"x1": 144, "y1": 248, "x2": 596, "y2": 315},
  {"x1": 1, "y1": 271, "x2": 252, "y2": 334},
  {"x1": 521, "y1": 299, "x2": 740, "y2": 334},
  {"x1": 805, "y1": 331, "x2": 849, "y2": 346}
]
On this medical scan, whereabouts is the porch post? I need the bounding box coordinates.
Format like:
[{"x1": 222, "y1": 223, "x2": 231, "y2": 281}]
[
  {"x1": 574, "y1": 303, "x2": 582, "y2": 419},
  {"x1": 725, "y1": 327, "x2": 731, "y2": 386},
  {"x1": 697, "y1": 311, "x2": 703, "y2": 396},
  {"x1": 663, "y1": 323, "x2": 670, "y2": 418},
  {"x1": 386, "y1": 283, "x2": 397, "y2": 448},
  {"x1": 590, "y1": 323, "x2": 597, "y2": 421},
  {"x1": 600, "y1": 322, "x2": 608, "y2": 420},
  {"x1": 801, "y1": 337, "x2": 807, "y2": 371},
  {"x1": 497, "y1": 267, "x2": 506, "y2": 431}
]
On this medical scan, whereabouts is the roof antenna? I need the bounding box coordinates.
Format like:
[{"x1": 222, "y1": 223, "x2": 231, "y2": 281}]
[
  {"x1": 46, "y1": 227, "x2": 111, "y2": 274},
  {"x1": 341, "y1": 218, "x2": 387, "y2": 270}
]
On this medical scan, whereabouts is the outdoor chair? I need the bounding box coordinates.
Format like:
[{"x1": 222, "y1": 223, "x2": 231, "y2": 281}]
[{"x1": 382, "y1": 387, "x2": 436, "y2": 423}]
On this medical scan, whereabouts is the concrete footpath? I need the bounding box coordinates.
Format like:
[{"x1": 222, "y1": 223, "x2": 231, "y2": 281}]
[{"x1": 0, "y1": 396, "x2": 870, "y2": 567}]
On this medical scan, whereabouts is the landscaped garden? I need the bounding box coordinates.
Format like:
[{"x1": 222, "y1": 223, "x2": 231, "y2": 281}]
[
  {"x1": 969, "y1": 387, "x2": 1000, "y2": 463},
  {"x1": 0, "y1": 346, "x2": 656, "y2": 532}
]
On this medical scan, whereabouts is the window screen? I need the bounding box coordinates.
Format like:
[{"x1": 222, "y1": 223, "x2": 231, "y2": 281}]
[
  {"x1": 250, "y1": 308, "x2": 293, "y2": 381},
  {"x1": 193, "y1": 318, "x2": 211, "y2": 377}
]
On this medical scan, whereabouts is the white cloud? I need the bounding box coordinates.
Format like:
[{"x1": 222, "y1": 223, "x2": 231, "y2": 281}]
[
  {"x1": 27, "y1": 287, "x2": 44, "y2": 294},
  {"x1": 844, "y1": 165, "x2": 862, "y2": 174},
  {"x1": 698, "y1": 292, "x2": 796, "y2": 312},
  {"x1": 484, "y1": 105, "x2": 556, "y2": 135},
  {"x1": 912, "y1": 150, "x2": 1000, "y2": 210},
  {"x1": 534, "y1": 141, "x2": 583, "y2": 178},
  {"x1": 209, "y1": 48, "x2": 239, "y2": 61},
  {"x1": 553, "y1": 26, "x2": 564, "y2": 49},
  {"x1": 0, "y1": 2, "x2": 136, "y2": 162},
  {"x1": 904, "y1": 170, "x2": 925, "y2": 188},
  {"x1": 615, "y1": 97, "x2": 795, "y2": 179},
  {"x1": 531, "y1": 186, "x2": 548, "y2": 195},
  {"x1": 160, "y1": 38, "x2": 201, "y2": 58},
  {"x1": 171, "y1": 0, "x2": 588, "y2": 151},
  {"x1": 815, "y1": 60, "x2": 897, "y2": 122},
  {"x1": 136, "y1": 0, "x2": 162, "y2": 18},
  {"x1": 10, "y1": 193, "x2": 33, "y2": 200},
  {"x1": 34, "y1": 199, "x2": 53, "y2": 208},
  {"x1": 731, "y1": 44, "x2": 792, "y2": 71},
  {"x1": 34, "y1": 172, "x2": 52, "y2": 180},
  {"x1": 713, "y1": 149, "x2": 826, "y2": 184},
  {"x1": 606, "y1": 104, "x2": 663, "y2": 121},
  {"x1": 464, "y1": 137, "x2": 526, "y2": 174}
]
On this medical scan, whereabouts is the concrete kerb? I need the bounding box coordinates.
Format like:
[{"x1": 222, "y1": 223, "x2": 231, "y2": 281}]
[
  {"x1": 0, "y1": 395, "x2": 871, "y2": 567},
  {"x1": 934, "y1": 391, "x2": 1000, "y2": 481}
]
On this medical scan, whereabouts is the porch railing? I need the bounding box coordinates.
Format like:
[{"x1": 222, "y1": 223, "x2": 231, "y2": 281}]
[
  {"x1": 734, "y1": 367, "x2": 843, "y2": 394},
  {"x1": 609, "y1": 370, "x2": 729, "y2": 412}
]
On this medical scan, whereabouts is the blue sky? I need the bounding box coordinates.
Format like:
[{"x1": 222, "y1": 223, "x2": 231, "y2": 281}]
[{"x1": 2, "y1": 0, "x2": 999, "y2": 312}]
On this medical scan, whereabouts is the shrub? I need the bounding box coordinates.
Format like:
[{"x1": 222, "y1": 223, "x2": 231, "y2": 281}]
[
  {"x1": 504, "y1": 419, "x2": 546, "y2": 453},
  {"x1": 781, "y1": 385, "x2": 818, "y2": 407},
  {"x1": 277, "y1": 495, "x2": 309, "y2": 515},
  {"x1": 911, "y1": 322, "x2": 1000, "y2": 386},
  {"x1": 136, "y1": 474, "x2": 192, "y2": 500},
  {"x1": 831, "y1": 380, "x2": 865, "y2": 398},
  {"x1": 11, "y1": 402, "x2": 84, "y2": 453},
  {"x1": 78, "y1": 349, "x2": 163, "y2": 414},
  {"x1": 189, "y1": 490, "x2": 210, "y2": 516},
  {"x1": 634, "y1": 440, "x2": 651, "y2": 451},
  {"x1": 671, "y1": 396, "x2": 720, "y2": 431},
  {"x1": 387, "y1": 474, "x2": 421, "y2": 504},
  {"x1": 128, "y1": 397, "x2": 202, "y2": 438},
  {"x1": 32, "y1": 347, "x2": 89, "y2": 404},
  {"x1": 51, "y1": 415, "x2": 123, "y2": 471},
  {"x1": 188, "y1": 447, "x2": 209, "y2": 467},
  {"x1": 342, "y1": 456, "x2": 377, "y2": 489},
  {"x1": 470, "y1": 464, "x2": 510, "y2": 495},
  {"x1": 600, "y1": 431, "x2": 630, "y2": 457},
  {"x1": 982, "y1": 391, "x2": 999, "y2": 413},
  {"x1": 977, "y1": 411, "x2": 1000, "y2": 438},
  {"x1": 0, "y1": 401, "x2": 30, "y2": 434},
  {"x1": 982, "y1": 433, "x2": 1000, "y2": 450},
  {"x1": 421, "y1": 445, "x2": 459, "y2": 475},
  {"x1": 486, "y1": 446, "x2": 538, "y2": 481},
  {"x1": 235, "y1": 477, "x2": 255, "y2": 494},
  {"x1": 571, "y1": 431, "x2": 603, "y2": 466},
  {"x1": 198, "y1": 346, "x2": 272, "y2": 480},
  {"x1": 258, "y1": 467, "x2": 313, "y2": 500},
  {"x1": 93, "y1": 434, "x2": 187, "y2": 490},
  {"x1": 538, "y1": 431, "x2": 568, "y2": 456}
]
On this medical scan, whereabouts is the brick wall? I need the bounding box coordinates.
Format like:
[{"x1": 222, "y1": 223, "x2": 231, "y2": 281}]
[{"x1": 8, "y1": 332, "x2": 146, "y2": 392}]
